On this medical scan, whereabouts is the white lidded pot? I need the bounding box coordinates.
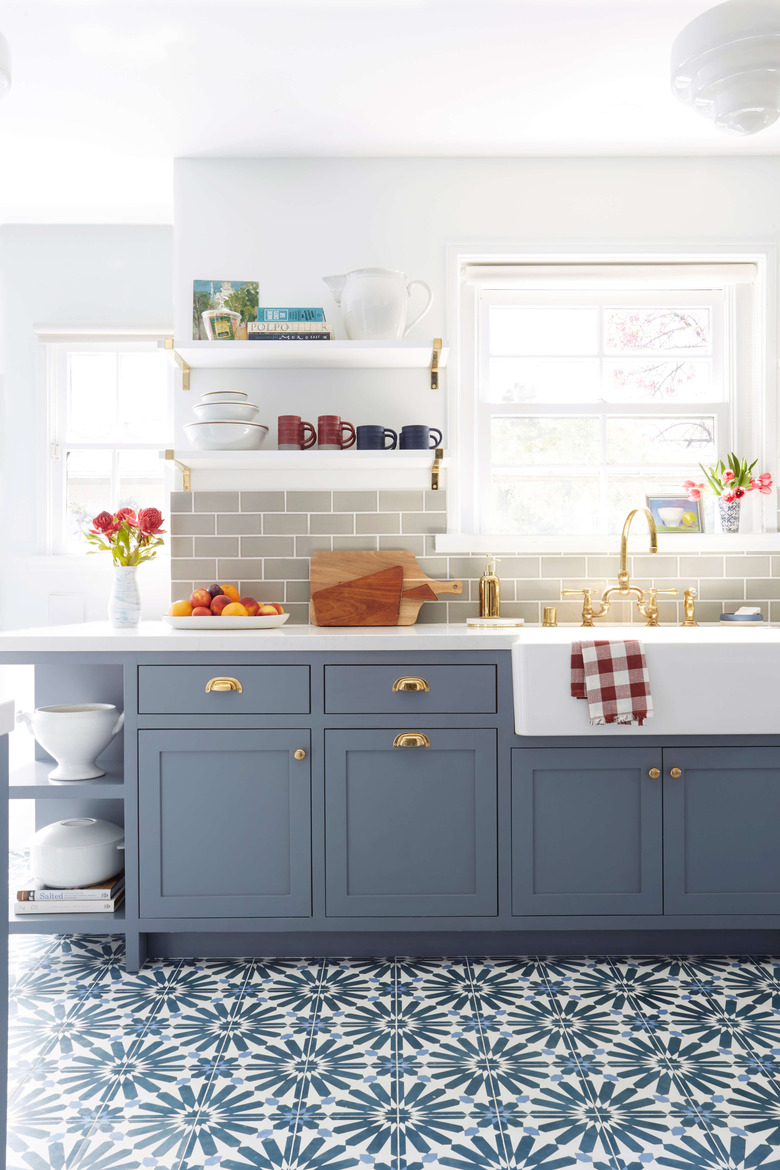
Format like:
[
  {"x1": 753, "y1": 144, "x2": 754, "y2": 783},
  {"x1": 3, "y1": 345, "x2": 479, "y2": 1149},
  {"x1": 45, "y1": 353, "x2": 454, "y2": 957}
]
[
  {"x1": 30, "y1": 817, "x2": 125, "y2": 888},
  {"x1": 16, "y1": 703, "x2": 124, "y2": 780}
]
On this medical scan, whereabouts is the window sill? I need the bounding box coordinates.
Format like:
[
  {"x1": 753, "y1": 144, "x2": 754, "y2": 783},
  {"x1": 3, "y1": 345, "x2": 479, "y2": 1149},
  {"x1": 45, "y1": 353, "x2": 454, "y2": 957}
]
[{"x1": 435, "y1": 533, "x2": 780, "y2": 554}]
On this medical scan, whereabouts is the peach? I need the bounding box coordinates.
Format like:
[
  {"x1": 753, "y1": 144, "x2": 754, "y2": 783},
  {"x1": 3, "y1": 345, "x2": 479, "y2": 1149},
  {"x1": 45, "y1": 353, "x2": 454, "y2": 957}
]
[
  {"x1": 190, "y1": 588, "x2": 212, "y2": 609},
  {"x1": 221, "y1": 601, "x2": 248, "y2": 617},
  {"x1": 240, "y1": 596, "x2": 260, "y2": 616},
  {"x1": 220, "y1": 584, "x2": 240, "y2": 603},
  {"x1": 211, "y1": 595, "x2": 232, "y2": 615},
  {"x1": 192, "y1": 606, "x2": 213, "y2": 617},
  {"x1": 258, "y1": 603, "x2": 279, "y2": 616},
  {"x1": 168, "y1": 599, "x2": 193, "y2": 617},
  {"x1": 269, "y1": 602, "x2": 285, "y2": 614}
]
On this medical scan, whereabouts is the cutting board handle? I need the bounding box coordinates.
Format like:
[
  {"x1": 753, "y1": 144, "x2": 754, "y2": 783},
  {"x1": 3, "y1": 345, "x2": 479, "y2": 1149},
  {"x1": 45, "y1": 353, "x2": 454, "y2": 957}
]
[{"x1": 435, "y1": 579, "x2": 462, "y2": 596}]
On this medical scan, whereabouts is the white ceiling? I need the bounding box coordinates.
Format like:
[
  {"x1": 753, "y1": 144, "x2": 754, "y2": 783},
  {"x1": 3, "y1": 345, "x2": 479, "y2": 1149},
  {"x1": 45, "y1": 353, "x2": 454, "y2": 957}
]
[{"x1": 0, "y1": 0, "x2": 776, "y2": 224}]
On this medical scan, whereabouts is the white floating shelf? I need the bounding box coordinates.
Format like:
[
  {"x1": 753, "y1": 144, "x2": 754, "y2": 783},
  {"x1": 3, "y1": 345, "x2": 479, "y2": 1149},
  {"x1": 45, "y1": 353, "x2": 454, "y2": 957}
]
[
  {"x1": 172, "y1": 450, "x2": 448, "y2": 472},
  {"x1": 164, "y1": 339, "x2": 449, "y2": 371}
]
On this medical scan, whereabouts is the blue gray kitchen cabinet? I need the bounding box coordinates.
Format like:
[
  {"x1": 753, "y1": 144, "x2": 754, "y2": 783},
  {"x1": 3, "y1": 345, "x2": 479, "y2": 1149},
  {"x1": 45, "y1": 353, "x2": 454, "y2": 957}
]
[
  {"x1": 511, "y1": 747, "x2": 663, "y2": 915},
  {"x1": 138, "y1": 729, "x2": 312, "y2": 918},
  {"x1": 663, "y1": 747, "x2": 780, "y2": 914},
  {"x1": 325, "y1": 728, "x2": 498, "y2": 916}
]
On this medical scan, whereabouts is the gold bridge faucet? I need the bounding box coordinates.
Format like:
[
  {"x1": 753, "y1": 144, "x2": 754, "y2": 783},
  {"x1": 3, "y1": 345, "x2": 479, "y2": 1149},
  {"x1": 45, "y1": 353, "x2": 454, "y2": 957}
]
[{"x1": 562, "y1": 507, "x2": 678, "y2": 627}]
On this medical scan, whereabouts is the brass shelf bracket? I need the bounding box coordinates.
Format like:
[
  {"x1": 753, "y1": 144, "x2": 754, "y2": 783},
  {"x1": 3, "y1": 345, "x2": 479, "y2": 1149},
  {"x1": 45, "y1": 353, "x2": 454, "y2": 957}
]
[
  {"x1": 430, "y1": 338, "x2": 442, "y2": 389},
  {"x1": 431, "y1": 447, "x2": 443, "y2": 491},
  {"x1": 164, "y1": 337, "x2": 191, "y2": 391},
  {"x1": 163, "y1": 448, "x2": 192, "y2": 492}
]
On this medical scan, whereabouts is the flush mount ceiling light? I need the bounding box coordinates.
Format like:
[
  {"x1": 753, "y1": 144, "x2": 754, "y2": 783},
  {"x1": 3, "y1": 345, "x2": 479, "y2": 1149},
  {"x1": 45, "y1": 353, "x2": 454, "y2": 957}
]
[
  {"x1": 671, "y1": 0, "x2": 780, "y2": 135},
  {"x1": 0, "y1": 32, "x2": 10, "y2": 98}
]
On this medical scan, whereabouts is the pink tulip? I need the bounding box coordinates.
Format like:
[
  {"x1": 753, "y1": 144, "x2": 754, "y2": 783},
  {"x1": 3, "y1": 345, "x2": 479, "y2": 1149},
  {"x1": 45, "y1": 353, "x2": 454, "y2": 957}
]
[
  {"x1": 735, "y1": 487, "x2": 745, "y2": 499},
  {"x1": 687, "y1": 488, "x2": 702, "y2": 501},
  {"x1": 721, "y1": 490, "x2": 736, "y2": 503},
  {"x1": 722, "y1": 470, "x2": 735, "y2": 483},
  {"x1": 759, "y1": 472, "x2": 773, "y2": 487}
]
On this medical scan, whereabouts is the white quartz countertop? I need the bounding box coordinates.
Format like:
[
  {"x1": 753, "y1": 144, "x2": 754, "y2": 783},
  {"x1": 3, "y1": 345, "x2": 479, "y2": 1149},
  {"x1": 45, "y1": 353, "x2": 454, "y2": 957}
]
[{"x1": 0, "y1": 621, "x2": 526, "y2": 652}]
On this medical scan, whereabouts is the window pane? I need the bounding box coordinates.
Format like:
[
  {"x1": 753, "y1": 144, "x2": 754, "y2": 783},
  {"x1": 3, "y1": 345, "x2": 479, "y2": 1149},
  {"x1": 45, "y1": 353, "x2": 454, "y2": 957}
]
[
  {"x1": 118, "y1": 450, "x2": 165, "y2": 514},
  {"x1": 489, "y1": 307, "x2": 599, "y2": 355},
  {"x1": 606, "y1": 417, "x2": 716, "y2": 466},
  {"x1": 487, "y1": 358, "x2": 600, "y2": 403},
  {"x1": 605, "y1": 308, "x2": 710, "y2": 353},
  {"x1": 493, "y1": 475, "x2": 601, "y2": 535},
  {"x1": 492, "y1": 417, "x2": 601, "y2": 467},
  {"x1": 65, "y1": 449, "x2": 112, "y2": 542},
  {"x1": 604, "y1": 359, "x2": 716, "y2": 403},
  {"x1": 67, "y1": 354, "x2": 117, "y2": 441},
  {"x1": 606, "y1": 477, "x2": 697, "y2": 535},
  {"x1": 118, "y1": 352, "x2": 170, "y2": 443}
]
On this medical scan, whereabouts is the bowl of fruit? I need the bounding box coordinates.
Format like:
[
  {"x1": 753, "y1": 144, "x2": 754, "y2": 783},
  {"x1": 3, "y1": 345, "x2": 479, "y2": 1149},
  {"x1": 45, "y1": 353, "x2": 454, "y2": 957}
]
[{"x1": 165, "y1": 584, "x2": 289, "y2": 629}]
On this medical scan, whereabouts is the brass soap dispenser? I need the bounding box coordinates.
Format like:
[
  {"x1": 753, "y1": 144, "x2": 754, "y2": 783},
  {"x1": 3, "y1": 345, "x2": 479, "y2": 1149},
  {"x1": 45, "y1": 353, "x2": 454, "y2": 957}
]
[{"x1": 479, "y1": 555, "x2": 501, "y2": 619}]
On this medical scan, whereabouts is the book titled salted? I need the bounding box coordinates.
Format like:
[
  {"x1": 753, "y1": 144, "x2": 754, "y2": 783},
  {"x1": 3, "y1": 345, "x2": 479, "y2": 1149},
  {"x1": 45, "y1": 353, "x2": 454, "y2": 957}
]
[
  {"x1": 14, "y1": 891, "x2": 125, "y2": 914},
  {"x1": 16, "y1": 874, "x2": 125, "y2": 902}
]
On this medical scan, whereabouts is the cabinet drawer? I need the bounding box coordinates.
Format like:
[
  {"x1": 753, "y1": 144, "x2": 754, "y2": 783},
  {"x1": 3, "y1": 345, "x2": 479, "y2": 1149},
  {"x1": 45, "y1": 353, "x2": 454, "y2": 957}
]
[
  {"x1": 138, "y1": 665, "x2": 310, "y2": 715},
  {"x1": 324, "y1": 664, "x2": 496, "y2": 714}
]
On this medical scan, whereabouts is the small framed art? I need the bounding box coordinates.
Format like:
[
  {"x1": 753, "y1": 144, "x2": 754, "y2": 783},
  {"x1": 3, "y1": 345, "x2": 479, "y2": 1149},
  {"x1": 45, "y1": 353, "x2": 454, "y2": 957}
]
[{"x1": 645, "y1": 492, "x2": 703, "y2": 533}]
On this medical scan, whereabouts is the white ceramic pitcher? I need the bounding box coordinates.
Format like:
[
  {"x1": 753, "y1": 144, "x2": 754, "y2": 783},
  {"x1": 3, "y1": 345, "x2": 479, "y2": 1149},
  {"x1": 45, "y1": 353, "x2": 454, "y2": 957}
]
[
  {"x1": 17, "y1": 704, "x2": 125, "y2": 781},
  {"x1": 323, "y1": 268, "x2": 433, "y2": 340}
]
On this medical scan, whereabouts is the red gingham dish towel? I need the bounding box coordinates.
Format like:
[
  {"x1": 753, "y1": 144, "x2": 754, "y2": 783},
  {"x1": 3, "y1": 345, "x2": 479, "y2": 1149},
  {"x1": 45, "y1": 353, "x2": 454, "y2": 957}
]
[{"x1": 571, "y1": 640, "x2": 653, "y2": 726}]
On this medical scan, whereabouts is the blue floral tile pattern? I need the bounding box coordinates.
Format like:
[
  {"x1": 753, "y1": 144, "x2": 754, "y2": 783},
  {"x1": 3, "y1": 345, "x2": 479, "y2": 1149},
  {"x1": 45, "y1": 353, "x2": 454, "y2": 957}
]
[{"x1": 8, "y1": 944, "x2": 780, "y2": 1169}]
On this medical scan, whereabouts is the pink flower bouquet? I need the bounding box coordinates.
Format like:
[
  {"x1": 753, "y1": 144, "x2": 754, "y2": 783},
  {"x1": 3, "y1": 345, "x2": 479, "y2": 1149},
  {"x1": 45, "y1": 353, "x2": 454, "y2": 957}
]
[
  {"x1": 685, "y1": 454, "x2": 773, "y2": 505},
  {"x1": 84, "y1": 506, "x2": 166, "y2": 566}
]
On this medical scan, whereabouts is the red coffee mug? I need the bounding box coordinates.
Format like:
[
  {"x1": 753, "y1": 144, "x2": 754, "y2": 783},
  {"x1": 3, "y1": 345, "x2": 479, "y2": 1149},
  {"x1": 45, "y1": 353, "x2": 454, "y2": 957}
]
[
  {"x1": 278, "y1": 414, "x2": 316, "y2": 450},
  {"x1": 317, "y1": 414, "x2": 356, "y2": 450}
]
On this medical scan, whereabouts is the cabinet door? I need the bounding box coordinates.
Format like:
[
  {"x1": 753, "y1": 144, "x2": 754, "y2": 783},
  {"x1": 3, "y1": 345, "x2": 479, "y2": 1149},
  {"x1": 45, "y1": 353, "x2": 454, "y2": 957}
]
[
  {"x1": 139, "y1": 730, "x2": 311, "y2": 918},
  {"x1": 325, "y1": 728, "x2": 497, "y2": 917},
  {"x1": 664, "y1": 747, "x2": 780, "y2": 914},
  {"x1": 512, "y1": 748, "x2": 663, "y2": 915}
]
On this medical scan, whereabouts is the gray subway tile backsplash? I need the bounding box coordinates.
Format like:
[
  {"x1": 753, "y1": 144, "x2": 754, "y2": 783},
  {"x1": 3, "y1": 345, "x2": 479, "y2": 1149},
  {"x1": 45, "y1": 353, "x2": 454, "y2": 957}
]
[{"x1": 169, "y1": 487, "x2": 780, "y2": 625}]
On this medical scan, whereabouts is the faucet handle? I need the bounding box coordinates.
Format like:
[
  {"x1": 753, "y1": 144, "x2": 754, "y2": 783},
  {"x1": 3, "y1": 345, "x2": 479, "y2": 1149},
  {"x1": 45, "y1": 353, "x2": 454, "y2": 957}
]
[
  {"x1": 561, "y1": 587, "x2": 597, "y2": 627},
  {"x1": 642, "y1": 587, "x2": 679, "y2": 627}
]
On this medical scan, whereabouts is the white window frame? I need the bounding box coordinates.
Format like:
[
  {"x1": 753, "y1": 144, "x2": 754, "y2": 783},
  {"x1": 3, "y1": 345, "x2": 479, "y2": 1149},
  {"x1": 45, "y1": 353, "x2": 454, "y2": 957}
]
[
  {"x1": 44, "y1": 337, "x2": 173, "y2": 555},
  {"x1": 442, "y1": 245, "x2": 778, "y2": 553}
]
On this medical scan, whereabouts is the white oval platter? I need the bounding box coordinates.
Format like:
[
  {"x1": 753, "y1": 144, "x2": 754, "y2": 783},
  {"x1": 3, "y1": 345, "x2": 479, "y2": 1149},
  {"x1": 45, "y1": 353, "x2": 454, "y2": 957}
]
[{"x1": 163, "y1": 613, "x2": 290, "y2": 630}]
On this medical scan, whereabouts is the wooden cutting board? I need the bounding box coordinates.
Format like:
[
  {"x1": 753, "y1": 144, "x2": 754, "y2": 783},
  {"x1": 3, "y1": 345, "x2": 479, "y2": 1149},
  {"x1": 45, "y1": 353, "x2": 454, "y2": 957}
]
[{"x1": 310, "y1": 551, "x2": 462, "y2": 626}]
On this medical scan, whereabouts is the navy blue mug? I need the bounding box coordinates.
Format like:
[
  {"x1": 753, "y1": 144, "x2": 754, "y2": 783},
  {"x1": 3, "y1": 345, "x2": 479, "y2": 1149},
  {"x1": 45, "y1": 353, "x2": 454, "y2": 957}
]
[
  {"x1": 399, "y1": 425, "x2": 443, "y2": 450},
  {"x1": 356, "y1": 425, "x2": 397, "y2": 450}
]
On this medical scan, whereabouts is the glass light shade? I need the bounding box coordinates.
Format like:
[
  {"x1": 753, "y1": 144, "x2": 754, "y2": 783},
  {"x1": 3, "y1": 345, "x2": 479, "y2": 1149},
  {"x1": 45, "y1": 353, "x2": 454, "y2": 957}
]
[{"x1": 671, "y1": 0, "x2": 780, "y2": 135}]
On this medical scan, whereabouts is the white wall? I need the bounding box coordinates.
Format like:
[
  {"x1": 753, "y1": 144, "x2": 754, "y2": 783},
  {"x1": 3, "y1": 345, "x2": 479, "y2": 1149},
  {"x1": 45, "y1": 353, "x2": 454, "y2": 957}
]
[
  {"x1": 0, "y1": 225, "x2": 173, "y2": 629},
  {"x1": 173, "y1": 155, "x2": 780, "y2": 465}
]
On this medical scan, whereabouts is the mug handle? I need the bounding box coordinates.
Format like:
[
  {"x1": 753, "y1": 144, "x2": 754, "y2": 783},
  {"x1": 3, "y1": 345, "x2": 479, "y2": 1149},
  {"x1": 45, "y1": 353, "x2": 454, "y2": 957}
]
[
  {"x1": 403, "y1": 280, "x2": 433, "y2": 338},
  {"x1": 340, "y1": 422, "x2": 356, "y2": 449},
  {"x1": 300, "y1": 421, "x2": 317, "y2": 450},
  {"x1": 428, "y1": 427, "x2": 443, "y2": 448},
  {"x1": 383, "y1": 428, "x2": 398, "y2": 450}
]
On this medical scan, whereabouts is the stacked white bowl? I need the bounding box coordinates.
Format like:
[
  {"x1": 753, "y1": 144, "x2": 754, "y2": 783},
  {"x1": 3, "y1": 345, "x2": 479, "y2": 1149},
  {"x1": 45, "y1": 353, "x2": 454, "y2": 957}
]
[{"x1": 185, "y1": 391, "x2": 269, "y2": 451}]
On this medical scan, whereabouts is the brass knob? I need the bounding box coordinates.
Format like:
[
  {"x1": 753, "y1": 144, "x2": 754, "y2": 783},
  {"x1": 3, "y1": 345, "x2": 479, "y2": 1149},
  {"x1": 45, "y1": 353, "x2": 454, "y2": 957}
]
[
  {"x1": 648, "y1": 768, "x2": 661, "y2": 779},
  {"x1": 393, "y1": 732, "x2": 431, "y2": 749},
  {"x1": 670, "y1": 767, "x2": 682, "y2": 779},
  {"x1": 392, "y1": 677, "x2": 431, "y2": 693},
  {"x1": 294, "y1": 749, "x2": 306, "y2": 761},
  {"x1": 205, "y1": 677, "x2": 243, "y2": 693}
]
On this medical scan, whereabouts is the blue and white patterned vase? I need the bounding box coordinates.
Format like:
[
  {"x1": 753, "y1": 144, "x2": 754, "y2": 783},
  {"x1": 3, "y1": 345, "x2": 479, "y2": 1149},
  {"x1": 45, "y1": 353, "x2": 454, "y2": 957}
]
[
  {"x1": 718, "y1": 497, "x2": 741, "y2": 533},
  {"x1": 108, "y1": 565, "x2": 141, "y2": 628}
]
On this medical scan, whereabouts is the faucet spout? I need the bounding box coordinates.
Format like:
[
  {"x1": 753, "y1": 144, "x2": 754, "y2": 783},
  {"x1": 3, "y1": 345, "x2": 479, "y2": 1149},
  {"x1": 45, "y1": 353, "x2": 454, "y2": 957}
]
[{"x1": 618, "y1": 507, "x2": 657, "y2": 590}]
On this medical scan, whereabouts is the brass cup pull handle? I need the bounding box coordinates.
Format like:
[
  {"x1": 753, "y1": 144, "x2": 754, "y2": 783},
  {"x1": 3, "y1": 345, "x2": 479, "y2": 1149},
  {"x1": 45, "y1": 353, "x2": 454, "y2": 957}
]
[
  {"x1": 648, "y1": 768, "x2": 661, "y2": 779},
  {"x1": 392, "y1": 676, "x2": 431, "y2": 693},
  {"x1": 670, "y1": 767, "x2": 682, "y2": 779},
  {"x1": 205, "y1": 677, "x2": 243, "y2": 694},
  {"x1": 393, "y1": 732, "x2": 431, "y2": 749}
]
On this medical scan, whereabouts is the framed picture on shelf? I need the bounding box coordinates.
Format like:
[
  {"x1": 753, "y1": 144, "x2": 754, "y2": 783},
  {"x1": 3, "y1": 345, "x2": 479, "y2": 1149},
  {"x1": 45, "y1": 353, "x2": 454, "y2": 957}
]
[
  {"x1": 645, "y1": 491, "x2": 703, "y2": 534},
  {"x1": 193, "y1": 280, "x2": 260, "y2": 340}
]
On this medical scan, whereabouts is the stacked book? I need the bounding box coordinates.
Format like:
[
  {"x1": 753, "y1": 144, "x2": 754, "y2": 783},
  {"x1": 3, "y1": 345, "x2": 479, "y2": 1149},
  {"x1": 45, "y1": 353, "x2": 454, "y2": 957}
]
[
  {"x1": 248, "y1": 307, "x2": 333, "y2": 341},
  {"x1": 14, "y1": 874, "x2": 125, "y2": 914}
]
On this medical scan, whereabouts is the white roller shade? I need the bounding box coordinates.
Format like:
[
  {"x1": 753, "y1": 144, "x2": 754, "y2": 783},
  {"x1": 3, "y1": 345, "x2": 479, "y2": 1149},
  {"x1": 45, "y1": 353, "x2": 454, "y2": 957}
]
[{"x1": 462, "y1": 262, "x2": 758, "y2": 290}]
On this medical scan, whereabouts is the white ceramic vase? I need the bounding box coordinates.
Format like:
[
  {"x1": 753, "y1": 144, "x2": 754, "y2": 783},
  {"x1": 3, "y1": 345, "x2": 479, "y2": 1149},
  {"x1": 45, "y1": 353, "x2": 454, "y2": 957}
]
[
  {"x1": 16, "y1": 704, "x2": 125, "y2": 780},
  {"x1": 322, "y1": 268, "x2": 433, "y2": 340},
  {"x1": 108, "y1": 565, "x2": 141, "y2": 628}
]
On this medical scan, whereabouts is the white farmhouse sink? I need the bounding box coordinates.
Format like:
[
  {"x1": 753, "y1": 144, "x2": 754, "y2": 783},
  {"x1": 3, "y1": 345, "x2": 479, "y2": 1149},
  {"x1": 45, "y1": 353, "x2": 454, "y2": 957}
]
[{"x1": 512, "y1": 625, "x2": 780, "y2": 736}]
